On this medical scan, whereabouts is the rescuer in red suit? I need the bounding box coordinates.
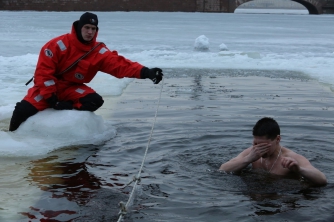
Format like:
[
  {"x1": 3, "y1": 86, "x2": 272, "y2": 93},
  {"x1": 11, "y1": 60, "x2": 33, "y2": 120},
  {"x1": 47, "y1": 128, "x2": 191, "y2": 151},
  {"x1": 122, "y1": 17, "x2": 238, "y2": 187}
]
[{"x1": 9, "y1": 12, "x2": 163, "y2": 131}]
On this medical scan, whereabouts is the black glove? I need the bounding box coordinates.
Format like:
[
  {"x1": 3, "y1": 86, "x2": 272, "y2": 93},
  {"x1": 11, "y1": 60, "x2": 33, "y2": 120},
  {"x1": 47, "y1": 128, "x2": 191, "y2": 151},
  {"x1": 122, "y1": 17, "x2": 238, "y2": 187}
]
[
  {"x1": 53, "y1": 101, "x2": 73, "y2": 110},
  {"x1": 140, "y1": 67, "x2": 163, "y2": 84},
  {"x1": 46, "y1": 93, "x2": 58, "y2": 108}
]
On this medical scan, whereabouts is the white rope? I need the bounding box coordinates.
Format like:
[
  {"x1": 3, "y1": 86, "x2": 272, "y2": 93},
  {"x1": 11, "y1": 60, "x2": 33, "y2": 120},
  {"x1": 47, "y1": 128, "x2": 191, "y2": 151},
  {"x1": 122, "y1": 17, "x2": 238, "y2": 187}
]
[{"x1": 117, "y1": 78, "x2": 164, "y2": 222}]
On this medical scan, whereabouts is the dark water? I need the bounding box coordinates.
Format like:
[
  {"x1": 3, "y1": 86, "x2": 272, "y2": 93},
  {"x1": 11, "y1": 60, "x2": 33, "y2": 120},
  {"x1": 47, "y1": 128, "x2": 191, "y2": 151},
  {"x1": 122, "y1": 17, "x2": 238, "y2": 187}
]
[{"x1": 16, "y1": 69, "x2": 334, "y2": 222}]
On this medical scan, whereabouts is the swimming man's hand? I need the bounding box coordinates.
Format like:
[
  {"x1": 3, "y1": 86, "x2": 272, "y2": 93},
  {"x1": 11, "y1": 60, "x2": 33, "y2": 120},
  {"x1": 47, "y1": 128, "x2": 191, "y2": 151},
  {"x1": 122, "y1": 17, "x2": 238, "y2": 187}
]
[
  {"x1": 281, "y1": 157, "x2": 300, "y2": 172},
  {"x1": 247, "y1": 143, "x2": 271, "y2": 162}
]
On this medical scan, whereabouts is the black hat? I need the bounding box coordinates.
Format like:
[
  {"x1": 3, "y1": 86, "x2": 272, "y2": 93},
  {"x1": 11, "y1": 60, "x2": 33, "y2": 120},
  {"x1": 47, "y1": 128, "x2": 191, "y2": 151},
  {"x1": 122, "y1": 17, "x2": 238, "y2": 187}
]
[
  {"x1": 76, "y1": 12, "x2": 98, "y2": 44},
  {"x1": 78, "y1": 12, "x2": 98, "y2": 29}
]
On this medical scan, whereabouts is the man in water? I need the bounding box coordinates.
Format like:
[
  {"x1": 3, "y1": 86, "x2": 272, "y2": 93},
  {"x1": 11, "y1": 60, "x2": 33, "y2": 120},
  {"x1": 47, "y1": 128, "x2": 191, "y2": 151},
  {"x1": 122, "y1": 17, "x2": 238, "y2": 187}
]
[
  {"x1": 219, "y1": 117, "x2": 327, "y2": 186},
  {"x1": 9, "y1": 12, "x2": 163, "y2": 131}
]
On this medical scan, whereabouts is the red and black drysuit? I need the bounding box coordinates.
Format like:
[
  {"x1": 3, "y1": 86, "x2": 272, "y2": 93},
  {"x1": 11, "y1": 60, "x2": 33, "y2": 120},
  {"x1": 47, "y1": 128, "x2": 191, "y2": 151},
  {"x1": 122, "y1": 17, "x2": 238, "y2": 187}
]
[{"x1": 9, "y1": 21, "x2": 144, "y2": 131}]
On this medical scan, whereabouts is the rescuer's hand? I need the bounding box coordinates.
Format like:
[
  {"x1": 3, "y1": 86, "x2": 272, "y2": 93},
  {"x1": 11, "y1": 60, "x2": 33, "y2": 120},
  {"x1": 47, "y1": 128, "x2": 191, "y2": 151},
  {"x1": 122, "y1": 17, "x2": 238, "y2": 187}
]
[
  {"x1": 46, "y1": 93, "x2": 58, "y2": 108},
  {"x1": 140, "y1": 67, "x2": 163, "y2": 84},
  {"x1": 53, "y1": 101, "x2": 73, "y2": 110}
]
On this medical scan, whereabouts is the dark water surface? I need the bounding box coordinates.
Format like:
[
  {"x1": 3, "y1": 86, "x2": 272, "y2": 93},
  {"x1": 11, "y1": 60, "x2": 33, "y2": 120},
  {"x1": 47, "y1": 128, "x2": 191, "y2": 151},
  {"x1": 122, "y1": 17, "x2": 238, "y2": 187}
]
[{"x1": 15, "y1": 69, "x2": 334, "y2": 221}]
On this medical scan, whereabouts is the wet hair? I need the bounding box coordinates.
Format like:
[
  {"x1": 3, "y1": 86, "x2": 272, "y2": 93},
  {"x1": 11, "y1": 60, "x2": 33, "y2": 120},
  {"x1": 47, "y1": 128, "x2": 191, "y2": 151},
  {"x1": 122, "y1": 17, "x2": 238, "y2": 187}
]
[{"x1": 252, "y1": 117, "x2": 280, "y2": 140}]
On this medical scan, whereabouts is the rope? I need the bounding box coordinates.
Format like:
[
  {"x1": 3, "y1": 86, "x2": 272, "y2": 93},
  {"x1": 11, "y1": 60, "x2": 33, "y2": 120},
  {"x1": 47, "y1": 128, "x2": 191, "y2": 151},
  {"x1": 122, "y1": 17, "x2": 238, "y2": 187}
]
[{"x1": 117, "y1": 78, "x2": 164, "y2": 222}]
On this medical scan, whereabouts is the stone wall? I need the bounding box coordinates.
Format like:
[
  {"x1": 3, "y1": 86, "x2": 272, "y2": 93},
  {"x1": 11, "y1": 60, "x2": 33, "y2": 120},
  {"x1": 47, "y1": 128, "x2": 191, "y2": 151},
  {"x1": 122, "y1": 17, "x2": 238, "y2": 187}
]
[
  {"x1": 1, "y1": 0, "x2": 333, "y2": 14},
  {"x1": 0, "y1": 0, "x2": 197, "y2": 11}
]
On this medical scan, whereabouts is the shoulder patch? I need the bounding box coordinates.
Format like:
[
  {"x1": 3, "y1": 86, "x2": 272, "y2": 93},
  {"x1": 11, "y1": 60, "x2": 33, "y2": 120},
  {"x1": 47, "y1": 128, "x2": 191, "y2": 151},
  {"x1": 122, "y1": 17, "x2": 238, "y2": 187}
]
[
  {"x1": 44, "y1": 49, "x2": 53, "y2": 58},
  {"x1": 99, "y1": 47, "x2": 108, "y2": 54},
  {"x1": 57, "y1": 40, "x2": 67, "y2": 51}
]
